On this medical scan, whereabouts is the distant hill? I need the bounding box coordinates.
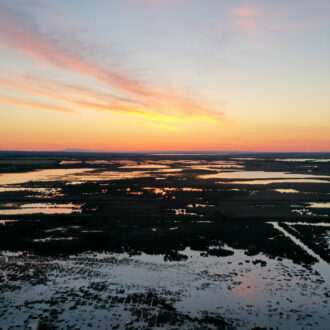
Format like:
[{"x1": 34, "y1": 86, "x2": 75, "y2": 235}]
[{"x1": 62, "y1": 148, "x2": 100, "y2": 153}]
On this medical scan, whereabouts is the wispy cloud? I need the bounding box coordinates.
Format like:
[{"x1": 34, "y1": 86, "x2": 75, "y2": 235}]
[
  {"x1": 232, "y1": 6, "x2": 260, "y2": 35},
  {"x1": 0, "y1": 96, "x2": 77, "y2": 114},
  {"x1": 233, "y1": 7, "x2": 256, "y2": 17},
  {"x1": 231, "y1": 1, "x2": 330, "y2": 35},
  {"x1": 0, "y1": 73, "x2": 223, "y2": 128},
  {"x1": 0, "y1": 2, "x2": 225, "y2": 126}
]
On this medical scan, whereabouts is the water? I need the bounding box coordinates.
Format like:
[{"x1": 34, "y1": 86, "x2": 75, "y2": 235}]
[
  {"x1": 308, "y1": 202, "x2": 330, "y2": 208},
  {"x1": 0, "y1": 247, "x2": 328, "y2": 329},
  {"x1": 221, "y1": 179, "x2": 330, "y2": 184},
  {"x1": 275, "y1": 158, "x2": 330, "y2": 162},
  {"x1": 198, "y1": 170, "x2": 330, "y2": 180},
  {"x1": 142, "y1": 187, "x2": 203, "y2": 195},
  {"x1": 119, "y1": 164, "x2": 170, "y2": 169},
  {"x1": 269, "y1": 222, "x2": 330, "y2": 287},
  {"x1": 0, "y1": 203, "x2": 82, "y2": 215},
  {"x1": 274, "y1": 189, "x2": 300, "y2": 193},
  {"x1": 170, "y1": 208, "x2": 201, "y2": 216},
  {"x1": 284, "y1": 222, "x2": 330, "y2": 227},
  {"x1": 0, "y1": 168, "x2": 93, "y2": 185},
  {"x1": 59, "y1": 160, "x2": 82, "y2": 165},
  {"x1": 63, "y1": 170, "x2": 151, "y2": 183}
]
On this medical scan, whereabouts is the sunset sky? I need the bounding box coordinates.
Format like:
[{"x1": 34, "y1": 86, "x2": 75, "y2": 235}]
[{"x1": 0, "y1": 0, "x2": 329, "y2": 152}]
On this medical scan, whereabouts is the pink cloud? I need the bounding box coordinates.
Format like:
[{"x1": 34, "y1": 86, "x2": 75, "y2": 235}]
[
  {"x1": 233, "y1": 7, "x2": 256, "y2": 17},
  {"x1": 232, "y1": 1, "x2": 330, "y2": 35},
  {"x1": 0, "y1": 8, "x2": 147, "y2": 98},
  {"x1": 0, "y1": 3, "x2": 225, "y2": 124},
  {"x1": 232, "y1": 6, "x2": 261, "y2": 35}
]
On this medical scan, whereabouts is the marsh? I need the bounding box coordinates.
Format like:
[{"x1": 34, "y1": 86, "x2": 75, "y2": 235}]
[{"x1": 0, "y1": 151, "x2": 329, "y2": 329}]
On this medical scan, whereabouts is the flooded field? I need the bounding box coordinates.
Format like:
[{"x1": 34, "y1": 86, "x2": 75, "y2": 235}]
[{"x1": 0, "y1": 151, "x2": 329, "y2": 329}]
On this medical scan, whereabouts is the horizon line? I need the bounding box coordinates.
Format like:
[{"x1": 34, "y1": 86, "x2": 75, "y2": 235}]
[{"x1": 0, "y1": 149, "x2": 329, "y2": 154}]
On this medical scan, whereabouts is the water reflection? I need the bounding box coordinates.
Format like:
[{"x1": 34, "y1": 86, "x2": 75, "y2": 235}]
[
  {"x1": 0, "y1": 203, "x2": 82, "y2": 215},
  {"x1": 291, "y1": 208, "x2": 318, "y2": 217},
  {"x1": 231, "y1": 157, "x2": 259, "y2": 160},
  {"x1": 0, "y1": 187, "x2": 63, "y2": 198},
  {"x1": 284, "y1": 222, "x2": 330, "y2": 227},
  {"x1": 273, "y1": 189, "x2": 300, "y2": 193},
  {"x1": 275, "y1": 158, "x2": 330, "y2": 162},
  {"x1": 142, "y1": 187, "x2": 203, "y2": 195},
  {"x1": 187, "y1": 203, "x2": 215, "y2": 208},
  {"x1": 85, "y1": 160, "x2": 115, "y2": 165},
  {"x1": 34, "y1": 236, "x2": 77, "y2": 242},
  {"x1": 119, "y1": 164, "x2": 170, "y2": 169},
  {"x1": 218, "y1": 179, "x2": 330, "y2": 184},
  {"x1": 59, "y1": 160, "x2": 82, "y2": 165},
  {"x1": 198, "y1": 170, "x2": 330, "y2": 180},
  {"x1": 64, "y1": 171, "x2": 151, "y2": 184},
  {"x1": 0, "y1": 168, "x2": 94, "y2": 185},
  {"x1": 169, "y1": 208, "x2": 202, "y2": 216},
  {"x1": 1, "y1": 245, "x2": 328, "y2": 329},
  {"x1": 308, "y1": 202, "x2": 330, "y2": 208},
  {"x1": 154, "y1": 168, "x2": 183, "y2": 173},
  {"x1": 269, "y1": 222, "x2": 330, "y2": 286},
  {"x1": 188, "y1": 164, "x2": 244, "y2": 170},
  {"x1": 126, "y1": 188, "x2": 143, "y2": 195}
]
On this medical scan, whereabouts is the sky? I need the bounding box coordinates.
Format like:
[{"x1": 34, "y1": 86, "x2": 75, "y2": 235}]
[{"x1": 0, "y1": 0, "x2": 329, "y2": 152}]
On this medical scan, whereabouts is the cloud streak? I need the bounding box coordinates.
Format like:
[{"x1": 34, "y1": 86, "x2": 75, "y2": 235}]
[
  {"x1": 0, "y1": 73, "x2": 221, "y2": 129},
  {"x1": 232, "y1": 1, "x2": 330, "y2": 35},
  {"x1": 232, "y1": 6, "x2": 260, "y2": 35},
  {"x1": 0, "y1": 96, "x2": 77, "y2": 114},
  {"x1": 0, "y1": 2, "x2": 225, "y2": 125}
]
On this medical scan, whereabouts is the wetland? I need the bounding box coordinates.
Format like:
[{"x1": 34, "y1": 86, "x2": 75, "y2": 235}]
[{"x1": 0, "y1": 151, "x2": 329, "y2": 329}]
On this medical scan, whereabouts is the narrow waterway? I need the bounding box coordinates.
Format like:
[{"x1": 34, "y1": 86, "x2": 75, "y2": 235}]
[{"x1": 268, "y1": 221, "x2": 330, "y2": 286}]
